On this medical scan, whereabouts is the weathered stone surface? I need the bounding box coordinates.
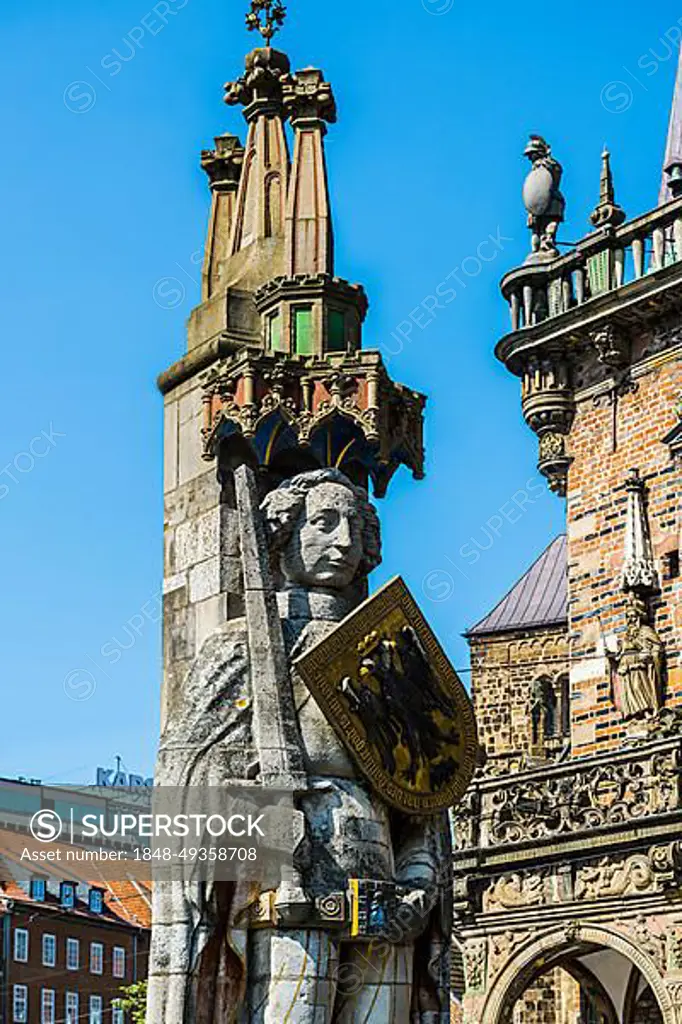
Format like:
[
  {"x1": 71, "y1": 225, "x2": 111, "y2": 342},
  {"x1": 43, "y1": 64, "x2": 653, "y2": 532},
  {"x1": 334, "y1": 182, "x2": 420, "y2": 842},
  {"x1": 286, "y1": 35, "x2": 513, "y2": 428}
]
[{"x1": 148, "y1": 469, "x2": 453, "y2": 1023}]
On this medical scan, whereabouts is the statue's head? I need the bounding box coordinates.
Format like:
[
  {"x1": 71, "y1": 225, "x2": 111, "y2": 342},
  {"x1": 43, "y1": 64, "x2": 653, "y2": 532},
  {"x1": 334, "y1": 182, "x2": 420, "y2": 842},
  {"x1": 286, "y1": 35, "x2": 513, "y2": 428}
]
[
  {"x1": 625, "y1": 593, "x2": 647, "y2": 627},
  {"x1": 524, "y1": 134, "x2": 550, "y2": 162},
  {"x1": 261, "y1": 469, "x2": 381, "y2": 591}
]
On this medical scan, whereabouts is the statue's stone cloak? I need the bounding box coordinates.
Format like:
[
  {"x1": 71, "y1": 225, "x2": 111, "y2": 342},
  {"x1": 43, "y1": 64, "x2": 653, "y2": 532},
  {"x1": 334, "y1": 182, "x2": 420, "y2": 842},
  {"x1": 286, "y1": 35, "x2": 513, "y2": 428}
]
[{"x1": 147, "y1": 613, "x2": 452, "y2": 1023}]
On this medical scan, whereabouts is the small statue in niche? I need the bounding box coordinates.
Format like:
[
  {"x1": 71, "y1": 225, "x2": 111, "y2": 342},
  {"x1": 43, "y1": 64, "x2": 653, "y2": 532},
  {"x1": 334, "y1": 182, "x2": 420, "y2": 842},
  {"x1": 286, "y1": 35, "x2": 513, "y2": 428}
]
[
  {"x1": 607, "y1": 593, "x2": 664, "y2": 720},
  {"x1": 530, "y1": 676, "x2": 557, "y2": 747},
  {"x1": 522, "y1": 135, "x2": 566, "y2": 260}
]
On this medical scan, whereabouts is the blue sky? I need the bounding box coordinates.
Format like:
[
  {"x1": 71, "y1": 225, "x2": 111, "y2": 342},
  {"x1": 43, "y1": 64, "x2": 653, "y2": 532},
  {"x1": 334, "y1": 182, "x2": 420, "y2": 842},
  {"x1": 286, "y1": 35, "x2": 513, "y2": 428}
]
[{"x1": 0, "y1": 0, "x2": 680, "y2": 783}]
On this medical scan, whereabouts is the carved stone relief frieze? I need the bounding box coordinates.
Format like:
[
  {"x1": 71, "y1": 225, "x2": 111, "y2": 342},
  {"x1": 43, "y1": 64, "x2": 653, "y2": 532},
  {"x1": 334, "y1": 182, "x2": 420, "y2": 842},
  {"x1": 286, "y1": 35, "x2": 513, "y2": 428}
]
[
  {"x1": 483, "y1": 871, "x2": 550, "y2": 912},
  {"x1": 575, "y1": 853, "x2": 656, "y2": 901}
]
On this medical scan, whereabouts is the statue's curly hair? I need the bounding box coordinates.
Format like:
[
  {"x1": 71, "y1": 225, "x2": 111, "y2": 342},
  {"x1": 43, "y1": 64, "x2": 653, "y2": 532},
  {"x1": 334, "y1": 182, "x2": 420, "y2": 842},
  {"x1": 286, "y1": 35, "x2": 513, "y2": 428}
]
[{"x1": 260, "y1": 468, "x2": 382, "y2": 579}]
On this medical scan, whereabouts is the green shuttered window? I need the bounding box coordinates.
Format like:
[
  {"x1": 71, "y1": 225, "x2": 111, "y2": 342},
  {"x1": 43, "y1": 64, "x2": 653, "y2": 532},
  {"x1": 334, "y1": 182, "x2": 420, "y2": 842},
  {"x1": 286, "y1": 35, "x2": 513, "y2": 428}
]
[
  {"x1": 294, "y1": 307, "x2": 314, "y2": 355},
  {"x1": 327, "y1": 310, "x2": 346, "y2": 352}
]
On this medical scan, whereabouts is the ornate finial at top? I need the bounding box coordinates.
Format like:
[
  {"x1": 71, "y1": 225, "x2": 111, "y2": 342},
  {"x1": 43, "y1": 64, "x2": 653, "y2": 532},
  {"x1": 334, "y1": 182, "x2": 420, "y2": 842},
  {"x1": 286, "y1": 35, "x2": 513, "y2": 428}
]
[
  {"x1": 661, "y1": 46, "x2": 682, "y2": 203},
  {"x1": 522, "y1": 135, "x2": 565, "y2": 263},
  {"x1": 246, "y1": 0, "x2": 287, "y2": 45},
  {"x1": 590, "y1": 148, "x2": 626, "y2": 230}
]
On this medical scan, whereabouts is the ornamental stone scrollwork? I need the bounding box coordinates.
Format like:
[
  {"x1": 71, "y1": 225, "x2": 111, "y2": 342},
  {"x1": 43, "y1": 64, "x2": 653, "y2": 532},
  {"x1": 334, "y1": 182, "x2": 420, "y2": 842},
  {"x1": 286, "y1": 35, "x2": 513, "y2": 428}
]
[
  {"x1": 575, "y1": 853, "x2": 654, "y2": 901},
  {"x1": 574, "y1": 844, "x2": 682, "y2": 901},
  {"x1": 464, "y1": 940, "x2": 488, "y2": 993},
  {"x1": 485, "y1": 747, "x2": 679, "y2": 846},
  {"x1": 538, "y1": 431, "x2": 566, "y2": 462},
  {"x1": 483, "y1": 871, "x2": 550, "y2": 912}
]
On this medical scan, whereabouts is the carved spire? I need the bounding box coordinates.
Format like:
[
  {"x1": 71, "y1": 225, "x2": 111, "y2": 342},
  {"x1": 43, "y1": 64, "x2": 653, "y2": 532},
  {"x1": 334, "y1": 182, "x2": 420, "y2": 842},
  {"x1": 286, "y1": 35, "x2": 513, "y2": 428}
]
[
  {"x1": 590, "y1": 148, "x2": 626, "y2": 229},
  {"x1": 660, "y1": 46, "x2": 682, "y2": 203},
  {"x1": 283, "y1": 68, "x2": 337, "y2": 276},
  {"x1": 621, "y1": 469, "x2": 659, "y2": 595},
  {"x1": 201, "y1": 134, "x2": 245, "y2": 300},
  {"x1": 222, "y1": 43, "x2": 292, "y2": 289},
  {"x1": 188, "y1": 3, "x2": 366, "y2": 357}
]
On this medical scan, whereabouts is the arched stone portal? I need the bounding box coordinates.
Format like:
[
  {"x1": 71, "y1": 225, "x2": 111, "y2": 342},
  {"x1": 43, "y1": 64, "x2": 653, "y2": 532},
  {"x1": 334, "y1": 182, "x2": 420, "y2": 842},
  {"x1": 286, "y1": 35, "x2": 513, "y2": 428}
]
[{"x1": 478, "y1": 925, "x2": 675, "y2": 1024}]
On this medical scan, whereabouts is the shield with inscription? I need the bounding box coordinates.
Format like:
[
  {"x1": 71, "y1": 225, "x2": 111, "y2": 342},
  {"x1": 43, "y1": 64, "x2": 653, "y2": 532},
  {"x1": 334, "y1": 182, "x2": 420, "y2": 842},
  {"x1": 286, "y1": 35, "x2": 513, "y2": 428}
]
[{"x1": 293, "y1": 577, "x2": 478, "y2": 815}]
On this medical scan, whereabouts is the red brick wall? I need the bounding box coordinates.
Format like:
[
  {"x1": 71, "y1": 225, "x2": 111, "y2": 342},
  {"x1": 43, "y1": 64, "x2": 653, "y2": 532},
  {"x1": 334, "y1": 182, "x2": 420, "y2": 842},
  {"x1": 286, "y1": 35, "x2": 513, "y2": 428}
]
[
  {"x1": 567, "y1": 348, "x2": 682, "y2": 755},
  {"x1": 5, "y1": 905, "x2": 148, "y2": 1024}
]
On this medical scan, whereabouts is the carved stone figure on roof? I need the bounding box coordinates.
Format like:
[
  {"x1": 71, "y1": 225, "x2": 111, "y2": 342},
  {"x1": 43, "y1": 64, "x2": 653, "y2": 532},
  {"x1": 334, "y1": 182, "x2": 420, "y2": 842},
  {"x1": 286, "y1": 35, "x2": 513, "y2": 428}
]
[{"x1": 522, "y1": 135, "x2": 566, "y2": 261}]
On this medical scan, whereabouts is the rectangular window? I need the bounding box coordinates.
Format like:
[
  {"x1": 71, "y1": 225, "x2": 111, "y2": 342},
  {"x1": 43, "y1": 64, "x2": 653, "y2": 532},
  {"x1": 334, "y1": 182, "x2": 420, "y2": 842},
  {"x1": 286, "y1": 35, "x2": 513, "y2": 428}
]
[
  {"x1": 13, "y1": 928, "x2": 28, "y2": 963},
  {"x1": 112, "y1": 945, "x2": 126, "y2": 979},
  {"x1": 267, "y1": 312, "x2": 284, "y2": 352},
  {"x1": 31, "y1": 879, "x2": 46, "y2": 902},
  {"x1": 42, "y1": 933, "x2": 56, "y2": 968},
  {"x1": 65, "y1": 992, "x2": 79, "y2": 1024},
  {"x1": 61, "y1": 883, "x2": 75, "y2": 908},
  {"x1": 293, "y1": 306, "x2": 314, "y2": 356},
  {"x1": 13, "y1": 985, "x2": 27, "y2": 1023},
  {"x1": 89, "y1": 995, "x2": 103, "y2": 1024},
  {"x1": 89, "y1": 888, "x2": 103, "y2": 914},
  {"x1": 41, "y1": 989, "x2": 55, "y2": 1024},
  {"x1": 66, "y1": 937, "x2": 80, "y2": 970},
  {"x1": 112, "y1": 1007, "x2": 124, "y2": 1024},
  {"x1": 90, "y1": 941, "x2": 103, "y2": 975},
  {"x1": 327, "y1": 310, "x2": 346, "y2": 352}
]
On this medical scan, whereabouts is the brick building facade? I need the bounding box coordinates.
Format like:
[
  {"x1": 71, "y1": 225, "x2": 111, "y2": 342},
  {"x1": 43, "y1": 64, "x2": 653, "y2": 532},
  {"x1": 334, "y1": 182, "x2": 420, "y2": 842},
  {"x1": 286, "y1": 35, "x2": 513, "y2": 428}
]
[
  {"x1": 0, "y1": 879, "x2": 150, "y2": 1024},
  {"x1": 453, "y1": 47, "x2": 682, "y2": 1024},
  {"x1": 0, "y1": 779, "x2": 151, "y2": 1024}
]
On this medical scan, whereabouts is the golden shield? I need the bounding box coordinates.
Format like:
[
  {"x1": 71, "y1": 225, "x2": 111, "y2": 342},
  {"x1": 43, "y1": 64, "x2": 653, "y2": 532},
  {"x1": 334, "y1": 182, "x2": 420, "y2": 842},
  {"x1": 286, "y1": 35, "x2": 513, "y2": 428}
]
[{"x1": 293, "y1": 577, "x2": 478, "y2": 815}]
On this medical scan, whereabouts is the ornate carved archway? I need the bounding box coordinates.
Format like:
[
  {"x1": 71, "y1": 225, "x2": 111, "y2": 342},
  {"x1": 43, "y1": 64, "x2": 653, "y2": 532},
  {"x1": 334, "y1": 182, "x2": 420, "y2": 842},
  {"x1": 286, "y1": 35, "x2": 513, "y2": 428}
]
[{"x1": 480, "y1": 924, "x2": 676, "y2": 1024}]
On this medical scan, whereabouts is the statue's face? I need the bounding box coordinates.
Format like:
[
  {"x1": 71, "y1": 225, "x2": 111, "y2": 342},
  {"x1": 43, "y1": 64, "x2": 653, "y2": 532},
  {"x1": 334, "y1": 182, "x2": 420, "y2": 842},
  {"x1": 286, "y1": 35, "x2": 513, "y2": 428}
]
[{"x1": 281, "y1": 482, "x2": 364, "y2": 590}]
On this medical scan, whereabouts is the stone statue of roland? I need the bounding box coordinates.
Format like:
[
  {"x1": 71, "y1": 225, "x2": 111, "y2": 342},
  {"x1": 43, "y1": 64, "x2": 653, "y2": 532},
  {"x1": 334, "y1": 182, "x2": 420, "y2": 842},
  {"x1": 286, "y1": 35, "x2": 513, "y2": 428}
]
[{"x1": 147, "y1": 468, "x2": 452, "y2": 1023}]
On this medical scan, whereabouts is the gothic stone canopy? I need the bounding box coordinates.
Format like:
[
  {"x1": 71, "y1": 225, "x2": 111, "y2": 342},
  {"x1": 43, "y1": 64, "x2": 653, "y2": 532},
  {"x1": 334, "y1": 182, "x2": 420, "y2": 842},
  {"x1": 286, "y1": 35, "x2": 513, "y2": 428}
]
[{"x1": 199, "y1": 348, "x2": 425, "y2": 497}]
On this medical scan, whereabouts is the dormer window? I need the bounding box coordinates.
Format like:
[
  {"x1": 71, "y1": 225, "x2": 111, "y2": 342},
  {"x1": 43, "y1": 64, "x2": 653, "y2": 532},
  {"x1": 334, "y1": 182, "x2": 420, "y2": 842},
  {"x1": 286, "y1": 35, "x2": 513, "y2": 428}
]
[
  {"x1": 89, "y1": 889, "x2": 103, "y2": 915},
  {"x1": 30, "y1": 879, "x2": 46, "y2": 902},
  {"x1": 60, "y1": 883, "x2": 75, "y2": 909}
]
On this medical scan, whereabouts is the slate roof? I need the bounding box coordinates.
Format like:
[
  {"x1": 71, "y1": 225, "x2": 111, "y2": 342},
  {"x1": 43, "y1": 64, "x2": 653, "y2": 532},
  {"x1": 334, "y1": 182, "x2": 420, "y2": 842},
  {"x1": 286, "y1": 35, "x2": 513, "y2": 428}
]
[{"x1": 466, "y1": 535, "x2": 567, "y2": 637}]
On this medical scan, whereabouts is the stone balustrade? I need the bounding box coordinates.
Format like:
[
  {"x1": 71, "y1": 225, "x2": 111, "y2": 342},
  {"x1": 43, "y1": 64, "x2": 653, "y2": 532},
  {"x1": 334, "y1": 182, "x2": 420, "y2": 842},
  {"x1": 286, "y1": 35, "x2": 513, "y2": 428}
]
[{"x1": 501, "y1": 197, "x2": 682, "y2": 332}]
